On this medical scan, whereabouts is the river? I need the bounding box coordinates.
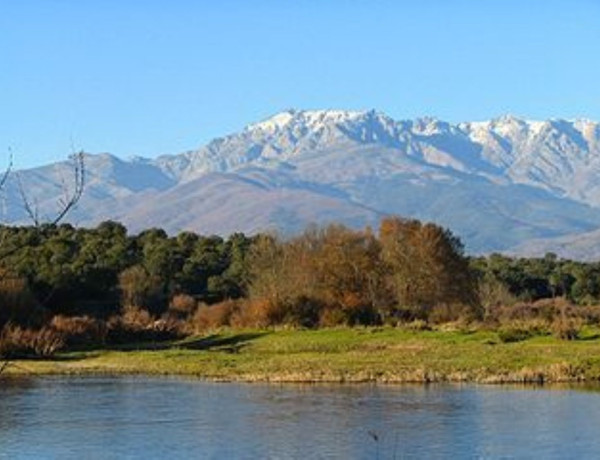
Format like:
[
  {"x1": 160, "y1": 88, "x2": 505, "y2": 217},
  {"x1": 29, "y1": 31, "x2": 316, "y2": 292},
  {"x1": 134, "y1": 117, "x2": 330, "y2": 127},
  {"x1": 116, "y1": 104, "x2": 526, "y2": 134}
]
[{"x1": 1, "y1": 377, "x2": 599, "y2": 459}]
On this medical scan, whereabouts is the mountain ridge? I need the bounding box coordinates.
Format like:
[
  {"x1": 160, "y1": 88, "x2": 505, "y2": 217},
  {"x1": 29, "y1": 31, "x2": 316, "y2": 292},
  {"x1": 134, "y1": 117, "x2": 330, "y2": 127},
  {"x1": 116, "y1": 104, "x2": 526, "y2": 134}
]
[{"x1": 5, "y1": 109, "x2": 600, "y2": 258}]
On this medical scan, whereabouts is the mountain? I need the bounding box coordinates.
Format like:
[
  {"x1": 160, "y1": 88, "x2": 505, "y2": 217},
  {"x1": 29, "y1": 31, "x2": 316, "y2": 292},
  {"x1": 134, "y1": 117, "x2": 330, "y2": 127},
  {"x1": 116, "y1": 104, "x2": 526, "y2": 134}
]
[
  {"x1": 508, "y1": 228, "x2": 600, "y2": 262},
  {"x1": 5, "y1": 109, "x2": 600, "y2": 256}
]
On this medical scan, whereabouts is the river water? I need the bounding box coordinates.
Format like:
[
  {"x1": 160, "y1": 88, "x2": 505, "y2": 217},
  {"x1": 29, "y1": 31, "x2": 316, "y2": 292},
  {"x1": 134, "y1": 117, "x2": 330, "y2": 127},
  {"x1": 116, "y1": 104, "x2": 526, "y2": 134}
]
[{"x1": 1, "y1": 377, "x2": 599, "y2": 459}]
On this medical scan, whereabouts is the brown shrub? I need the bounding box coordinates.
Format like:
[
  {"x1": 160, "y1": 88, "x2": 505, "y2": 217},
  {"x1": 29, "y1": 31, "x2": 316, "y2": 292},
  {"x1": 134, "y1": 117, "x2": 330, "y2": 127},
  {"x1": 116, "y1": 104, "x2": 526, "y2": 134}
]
[
  {"x1": 230, "y1": 299, "x2": 276, "y2": 329},
  {"x1": 0, "y1": 324, "x2": 65, "y2": 358},
  {"x1": 575, "y1": 305, "x2": 600, "y2": 324},
  {"x1": 168, "y1": 294, "x2": 197, "y2": 318},
  {"x1": 319, "y1": 308, "x2": 348, "y2": 327},
  {"x1": 189, "y1": 300, "x2": 238, "y2": 332},
  {"x1": 552, "y1": 316, "x2": 583, "y2": 341},
  {"x1": 106, "y1": 305, "x2": 183, "y2": 344},
  {"x1": 121, "y1": 305, "x2": 153, "y2": 329},
  {"x1": 494, "y1": 298, "x2": 583, "y2": 324},
  {"x1": 49, "y1": 315, "x2": 106, "y2": 347}
]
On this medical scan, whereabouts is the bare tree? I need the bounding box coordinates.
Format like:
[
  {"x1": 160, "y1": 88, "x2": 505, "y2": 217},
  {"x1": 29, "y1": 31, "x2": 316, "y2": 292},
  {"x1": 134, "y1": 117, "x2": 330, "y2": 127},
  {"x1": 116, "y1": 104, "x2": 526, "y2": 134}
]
[
  {"x1": 0, "y1": 151, "x2": 12, "y2": 192},
  {"x1": 17, "y1": 150, "x2": 85, "y2": 226},
  {"x1": 0, "y1": 151, "x2": 85, "y2": 374}
]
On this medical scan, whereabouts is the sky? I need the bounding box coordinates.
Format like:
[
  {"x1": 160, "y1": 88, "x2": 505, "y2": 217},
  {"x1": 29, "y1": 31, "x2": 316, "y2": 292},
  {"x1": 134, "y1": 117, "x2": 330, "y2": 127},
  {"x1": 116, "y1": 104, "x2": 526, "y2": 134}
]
[{"x1": 1, "y1": 0, "x2": 599, "y2": 169}]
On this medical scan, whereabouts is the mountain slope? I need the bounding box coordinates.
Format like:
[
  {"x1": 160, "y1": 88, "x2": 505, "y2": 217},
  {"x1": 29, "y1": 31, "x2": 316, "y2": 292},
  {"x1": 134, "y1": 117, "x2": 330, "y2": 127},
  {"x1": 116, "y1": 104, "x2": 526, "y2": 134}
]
[{"x1": 5, "y1": 109, "x2": 600, "y2": 255}]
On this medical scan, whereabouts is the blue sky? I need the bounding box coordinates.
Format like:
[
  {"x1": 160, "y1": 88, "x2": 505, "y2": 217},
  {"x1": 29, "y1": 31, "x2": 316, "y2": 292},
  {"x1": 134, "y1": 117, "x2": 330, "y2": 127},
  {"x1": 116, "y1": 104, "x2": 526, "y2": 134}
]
[{"x1": 1, "y1": 0, "x2": 599, "y2": 168}]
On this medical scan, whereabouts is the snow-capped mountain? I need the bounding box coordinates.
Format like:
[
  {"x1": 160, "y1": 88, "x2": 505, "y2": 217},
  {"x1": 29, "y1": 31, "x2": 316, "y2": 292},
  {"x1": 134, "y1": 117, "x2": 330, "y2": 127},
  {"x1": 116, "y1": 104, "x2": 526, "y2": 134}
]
[{"x1": 5, "y1": 109, "x2": 600, "y2": 256}]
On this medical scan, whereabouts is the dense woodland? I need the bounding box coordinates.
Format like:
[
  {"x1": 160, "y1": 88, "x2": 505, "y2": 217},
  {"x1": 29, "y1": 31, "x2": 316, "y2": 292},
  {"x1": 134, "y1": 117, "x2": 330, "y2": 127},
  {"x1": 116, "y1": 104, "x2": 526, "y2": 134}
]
[{"x1": 2, "y1": 217, "x2": 600, "y2": 357}]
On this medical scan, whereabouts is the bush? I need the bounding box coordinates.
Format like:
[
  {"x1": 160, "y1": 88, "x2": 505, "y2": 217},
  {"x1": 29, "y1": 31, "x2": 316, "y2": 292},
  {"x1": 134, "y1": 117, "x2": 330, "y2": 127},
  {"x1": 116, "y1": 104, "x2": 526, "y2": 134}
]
[
  {"x1": 119, "y1": 266, "x2": 165, "y2": 315},
  {"x1": 121, "y1": 305, "x2": 153, "y2": 329},
  {"x1": 49, "y1": 315, "x2": 106, "y2": 348},
  {"x1": 319, "y1": 308, "x2": 348, "y2": 327},
  {"x1": 106, "y1": 305, "x2": 183, "y2": 344},
  {"x1": 478, "y1": 278, "x2": 517, "y2": 320},
  {"x1": 428, "y1": 302, "x2": 481, "y2": 324},
  {"x1": 188, "y1": 301, "x2": 238, "y2": 332},
  {"x1": 168, "y1": 294, "x2": 197, "y2": 318},
  {"x1": 230, "y1": 299, "x2": 278, "y2": 328},
  {"x1": 552, "y1": 316, "x2": 582, "y2": 341},
  {"x1": 0, "y1": 272, "x2": 43, "y2": 328},
  {"x1": 282, "y1": 296, "x2": 324, "y2": 328},
  {"x1": 0, "y1": 324, "x2": 65, "y2": 358},
  {"x1": 497, "y1": 320, "x2": 550, "y2": 343}
]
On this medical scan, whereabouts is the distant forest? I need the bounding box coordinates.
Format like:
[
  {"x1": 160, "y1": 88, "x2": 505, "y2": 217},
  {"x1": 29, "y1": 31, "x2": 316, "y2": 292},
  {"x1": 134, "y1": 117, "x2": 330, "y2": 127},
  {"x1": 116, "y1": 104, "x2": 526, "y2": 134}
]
[{"x1": 2, "y1": 217, "x2": 600, "y2": 357}]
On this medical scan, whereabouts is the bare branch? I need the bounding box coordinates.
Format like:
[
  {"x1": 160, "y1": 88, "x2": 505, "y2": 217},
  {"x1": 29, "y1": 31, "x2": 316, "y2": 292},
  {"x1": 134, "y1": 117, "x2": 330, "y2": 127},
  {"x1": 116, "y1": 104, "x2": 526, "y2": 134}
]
[
  {"x1": 17, "y1": 172, "x2": 40, "y2": 227},
  {"x1": 15, "y1": 150, "x2": 85, "y2": 228},
  {"x1": 0, "y1": 149, "x2": 13, "y2": 192},
  {"x1": 51, "y1": 150, "x2": 85, "y2": 226}
]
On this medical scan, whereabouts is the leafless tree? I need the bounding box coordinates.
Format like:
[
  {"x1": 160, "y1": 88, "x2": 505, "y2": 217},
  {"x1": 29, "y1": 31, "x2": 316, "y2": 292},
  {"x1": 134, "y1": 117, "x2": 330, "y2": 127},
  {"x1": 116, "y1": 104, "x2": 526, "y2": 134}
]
[
  {"x1": 0, "y1": 151, "x2": 86, "y2": 374},
  {"x1": 0, "y1": 151, "x2": 12, "y2": 192},
  {"x1": 17, "y1": 150, "x2": 85, "y2": 226}
]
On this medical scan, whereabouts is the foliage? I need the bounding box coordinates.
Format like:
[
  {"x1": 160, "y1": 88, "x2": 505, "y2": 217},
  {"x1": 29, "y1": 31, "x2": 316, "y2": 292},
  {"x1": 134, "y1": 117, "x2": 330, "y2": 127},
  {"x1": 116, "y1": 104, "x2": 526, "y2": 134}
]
[{"x1": 3, "y1": 217, "x2": 600, "y2": 357}]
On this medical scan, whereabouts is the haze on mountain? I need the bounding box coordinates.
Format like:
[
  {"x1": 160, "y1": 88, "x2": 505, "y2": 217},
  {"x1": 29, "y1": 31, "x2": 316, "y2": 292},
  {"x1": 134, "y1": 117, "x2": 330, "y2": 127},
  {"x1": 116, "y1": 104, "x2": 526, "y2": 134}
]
[{"x1": 7, "y1": 109, "x2": 600, "y2": 258}]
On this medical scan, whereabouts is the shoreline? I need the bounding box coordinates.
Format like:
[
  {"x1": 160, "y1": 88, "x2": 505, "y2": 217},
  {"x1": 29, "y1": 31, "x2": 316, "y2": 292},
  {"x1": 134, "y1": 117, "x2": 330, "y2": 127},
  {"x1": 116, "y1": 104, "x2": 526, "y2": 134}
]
[{"x1": 4, "y1": 327, "x2": 600, "y2": 384}]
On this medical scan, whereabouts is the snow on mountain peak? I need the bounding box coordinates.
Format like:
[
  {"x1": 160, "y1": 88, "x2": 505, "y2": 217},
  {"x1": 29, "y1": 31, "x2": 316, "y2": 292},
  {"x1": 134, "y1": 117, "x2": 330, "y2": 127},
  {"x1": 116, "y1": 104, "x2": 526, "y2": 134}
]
[{"x1": 245, "y1": 109, "x2": 371, "y2": 133}]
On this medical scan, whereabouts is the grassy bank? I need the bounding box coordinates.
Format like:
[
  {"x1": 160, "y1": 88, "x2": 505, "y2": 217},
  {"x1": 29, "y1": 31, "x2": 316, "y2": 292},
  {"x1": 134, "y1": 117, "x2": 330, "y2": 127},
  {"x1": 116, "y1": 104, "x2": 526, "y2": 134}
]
[{"x1": 5, "y1": 327, "x2": 600, "y2": 383}]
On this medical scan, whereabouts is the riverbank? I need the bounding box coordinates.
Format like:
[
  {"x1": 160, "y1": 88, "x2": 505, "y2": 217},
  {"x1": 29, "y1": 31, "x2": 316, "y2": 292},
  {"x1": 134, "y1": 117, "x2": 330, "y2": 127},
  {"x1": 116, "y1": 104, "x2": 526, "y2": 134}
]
[{"x1": 5, "y1": 327, "x2": 600, "y2": 383}]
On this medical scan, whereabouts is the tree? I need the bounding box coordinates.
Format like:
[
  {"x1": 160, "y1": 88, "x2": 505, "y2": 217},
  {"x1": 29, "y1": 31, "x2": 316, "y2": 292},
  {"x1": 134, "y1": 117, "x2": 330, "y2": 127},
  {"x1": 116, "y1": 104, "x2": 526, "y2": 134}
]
[
  {"x1": 17, "y1": 151, "x2": 85, "y2": 227},
  {"x1": 248, "y1": 225, "x2": 386, "y2": 326},
  {"x1": 379, "y1": 217, "x2": 478, "y2": 320},
  {"x1": 0, "y1": 152, "x2": 86, "y2": 368}
]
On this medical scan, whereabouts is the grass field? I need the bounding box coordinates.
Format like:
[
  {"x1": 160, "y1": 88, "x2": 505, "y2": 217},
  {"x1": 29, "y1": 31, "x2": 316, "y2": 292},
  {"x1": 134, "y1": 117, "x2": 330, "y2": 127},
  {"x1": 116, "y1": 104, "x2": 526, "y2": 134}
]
[{"x1": 5, "y1": 327, "x2": 600, "y2": 383}]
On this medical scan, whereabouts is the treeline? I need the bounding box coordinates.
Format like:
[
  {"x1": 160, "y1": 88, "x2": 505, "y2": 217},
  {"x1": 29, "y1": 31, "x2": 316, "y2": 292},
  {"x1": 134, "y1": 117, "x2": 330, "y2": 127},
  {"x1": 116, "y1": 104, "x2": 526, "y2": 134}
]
[
  {"x1": 473, "y1": 253, "x2": 600, "y2": 307},
  {"x1": 0, "y1": 221, "x2": 253, "y2": 324},
  {"x1": 2, "y1": 217, "x2": 600, "y2": 356}
]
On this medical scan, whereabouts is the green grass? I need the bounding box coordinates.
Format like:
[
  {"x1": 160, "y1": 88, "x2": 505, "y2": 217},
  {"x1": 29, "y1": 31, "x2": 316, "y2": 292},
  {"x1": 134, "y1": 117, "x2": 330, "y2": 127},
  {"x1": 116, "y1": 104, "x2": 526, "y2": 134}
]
[{"x1": 5, "y1": 327, "x2": 600, "y2": 383}]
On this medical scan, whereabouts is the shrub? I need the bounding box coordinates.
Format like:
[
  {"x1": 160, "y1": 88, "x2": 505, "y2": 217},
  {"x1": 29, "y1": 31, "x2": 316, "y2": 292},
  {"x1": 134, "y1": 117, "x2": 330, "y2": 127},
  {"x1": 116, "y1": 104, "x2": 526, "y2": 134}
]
[
  {"x1": 118, "y1": 266, "x2": 165, "y2": 315},
  {"x1": 478, "y1": 278, "x2": 517, "y2": 320},
  {"x1": 230, "y1": 299, "x2": 277, "y2": 328},
  {"x1": 282, "y1": 296, "x2": 323, "y2": 328},
  {"x1": 0, "y1": 272, "x2": 42, "y2": 328},
  {"x1": 552, "y1": 316, "x2": 583, "y2": 341},
  {"x1": 121, "y1": 305, "x2": 153, "y2": 329},
  {"x1": 0, "y1": 324, "x2": 65, "y2": 358},
  {"x1": 497, "y1": 320, "x2": 550, "y2": 343},
  {"x1": 575, "y1": 305, "x2": 600, "y2": 324},
  {"x1": 49, "y1": 315, "x2": 106, "y2": 348},
  {"x1": 319, "y1": 308, "x2": 348, "y2": 327},
  {"x1": 188, "y1": 300, "x2": 238, "y2": 332},
  {"x1": 168, "y1": 294, "x2": 197, "y2": 318},
  {"x1": 428, "y1": 302, "x2": 480, "y2": 324},
  {"x1": 106, "y1": 305, "x2": 183, "y2": 344}
]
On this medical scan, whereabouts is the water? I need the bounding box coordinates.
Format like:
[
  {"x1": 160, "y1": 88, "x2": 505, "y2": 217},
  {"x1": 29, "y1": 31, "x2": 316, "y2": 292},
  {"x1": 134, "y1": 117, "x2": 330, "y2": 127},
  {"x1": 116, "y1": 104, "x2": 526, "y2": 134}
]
[{"x1": 1, "y1": 377, "x2": 599, "y2": 459}]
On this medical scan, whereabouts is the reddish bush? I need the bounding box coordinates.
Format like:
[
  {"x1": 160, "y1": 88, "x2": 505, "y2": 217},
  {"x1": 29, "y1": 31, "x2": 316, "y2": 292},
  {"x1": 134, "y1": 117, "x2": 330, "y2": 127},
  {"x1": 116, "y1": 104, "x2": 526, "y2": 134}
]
[
  {"x1": 168, "y1": 294, "x2": 197, "y2": 318},
  {"x1": 189, "y1": 300, "x2": 238, "y2": 332},
  {"x1": 106, "y1": 305, "x2": 183, "y2": 344},
  {"x1": 49, "y1": 315, "x2": 106, "y2": 347},
  {"x1": 230, "y1": 299, "x2": 283, "y2": 329},
  {"x1": 0, "y1": 324, "x2": 65, "y2": 358}
]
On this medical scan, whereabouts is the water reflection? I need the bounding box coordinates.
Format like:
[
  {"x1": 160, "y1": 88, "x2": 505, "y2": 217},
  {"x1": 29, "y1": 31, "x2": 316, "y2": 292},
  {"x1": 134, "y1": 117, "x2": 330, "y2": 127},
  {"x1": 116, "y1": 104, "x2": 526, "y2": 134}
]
[{"x1": 1, "y1": 378, "x2": 599, "y2": 459}]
